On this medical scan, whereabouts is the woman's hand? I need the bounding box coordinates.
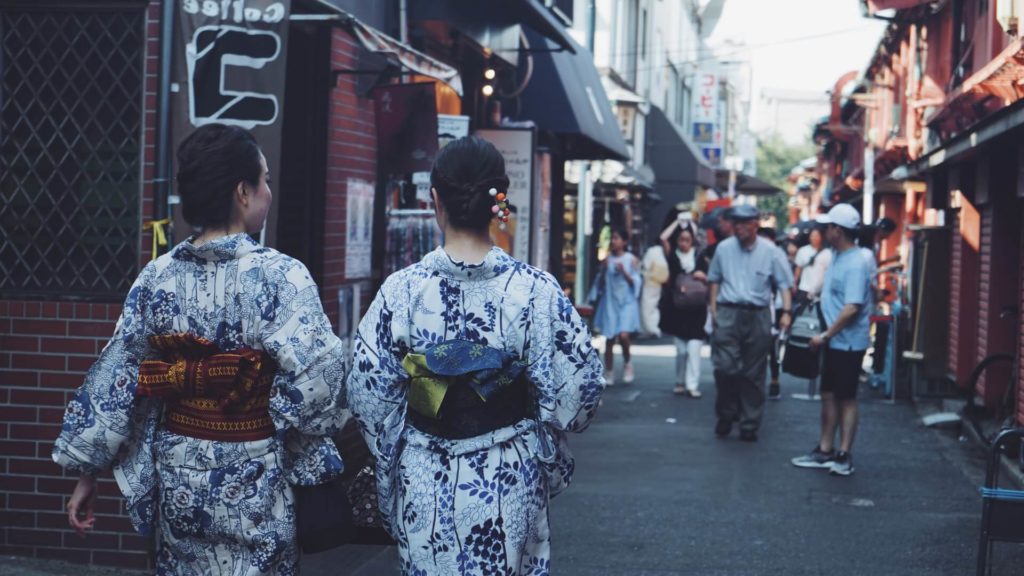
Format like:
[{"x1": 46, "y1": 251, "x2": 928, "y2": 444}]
[
  {"x1": 692, "y1": 271, "x2": 707, "y2": 282},
  {"x1": 67, "y1": 473, "x2": 98, "y2": 538}
]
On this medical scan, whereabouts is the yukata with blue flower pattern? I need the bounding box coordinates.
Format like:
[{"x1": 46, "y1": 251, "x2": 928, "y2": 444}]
[
  {"x1": 347, "y1": 246, "x2": 604, "y2": 575},
  {"x1": 52, "y1": 234, "x2": 347, "y2": 575}
]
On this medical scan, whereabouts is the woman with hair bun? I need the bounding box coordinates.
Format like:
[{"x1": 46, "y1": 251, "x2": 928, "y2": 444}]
[
  {"x1": 347, "y1": 136, "x2": 605, "y2": 575},
  {"x1": 53, "y1": 123, "x2": 348, "y2": 574}
]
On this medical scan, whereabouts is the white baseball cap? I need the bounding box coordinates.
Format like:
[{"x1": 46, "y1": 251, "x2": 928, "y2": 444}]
[{"x1": 815, "y1": 203, "x2": 861, "y2": 230}]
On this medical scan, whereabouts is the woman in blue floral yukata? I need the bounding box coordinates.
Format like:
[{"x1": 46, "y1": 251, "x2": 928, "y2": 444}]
[
  {"x1": 53, "y1": 124, "x2": 347, "y2": 575},
  {"x1": 347, "y1": 136, "x2": 605, "y2": 575}
]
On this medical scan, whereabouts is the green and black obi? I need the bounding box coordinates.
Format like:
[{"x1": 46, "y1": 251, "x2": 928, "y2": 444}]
[{"x1": 403, "y1": 339, "x2": 531, "y2": 439}]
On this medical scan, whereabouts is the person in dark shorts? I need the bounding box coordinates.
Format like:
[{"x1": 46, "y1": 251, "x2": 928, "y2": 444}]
[{"x1": 790, "y1": 204, "x2": 872, "y2": 476}]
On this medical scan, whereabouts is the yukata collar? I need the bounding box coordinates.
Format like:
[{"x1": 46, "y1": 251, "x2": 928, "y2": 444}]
[
  {"x1": 174, "y1": 232, "x2": 263, "y2": 263},
  {"x1": 422, "y1": 245, "x2": 513, "y2": 281}
]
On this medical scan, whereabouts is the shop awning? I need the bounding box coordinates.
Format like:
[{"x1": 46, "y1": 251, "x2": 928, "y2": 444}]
[
  {"x1": 409, "y1": 0, "x2": 576, "y2": 58},
  {"x1": 714, "y1": 170, "x2": 782, "y2": 196},
  {"x1": 300, "y1": 0, "x2": 463, "y2": 94},
  {"x1": 516, "y1": 28, "x2": 630, "y2": 161},
  {"x1": 645, "y1": 105, "x2": 715, "y2": 242},
  {"x1": 863, "y1": 0, "x2": 933, "y2": 15}
]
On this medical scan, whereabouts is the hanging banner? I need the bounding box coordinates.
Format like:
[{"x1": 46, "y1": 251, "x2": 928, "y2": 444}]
[
  {"x1": 476, "y1": 128, "x2": 535, "y2": 263},
  {"x1": 373, "y1": 82, "x2": 439, "y2": 175},
  {"x1": 172, "y1": 0, "x2": 291, "y2": 245}
]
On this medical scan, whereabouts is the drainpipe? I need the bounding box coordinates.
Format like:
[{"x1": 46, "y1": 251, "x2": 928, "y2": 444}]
[
  {"x1": 399, "y1": 0, "x2": 408, "y2": 43},
  {"x1": 155, "y1": 0, "x2": 175, "y2": 230}
]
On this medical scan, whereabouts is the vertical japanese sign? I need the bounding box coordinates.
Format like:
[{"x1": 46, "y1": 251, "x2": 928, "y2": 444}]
[
  {"x1": 345, "y1": 178, "x2": 374, "y2": 279},
  {"x1": 476, "y1": 128, "x2": 535, "y2": 263},
  {"x1": 691, "y1": 70, "x2": 721, "y2": 167},
  {"x1": 173, "y1": 0, "x2": 291, "y2": 244}
]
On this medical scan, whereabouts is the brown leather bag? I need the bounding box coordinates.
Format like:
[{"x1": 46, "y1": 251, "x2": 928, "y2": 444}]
[{"x1": 672, "y1": 272, "x2": 708, "y2": 309}]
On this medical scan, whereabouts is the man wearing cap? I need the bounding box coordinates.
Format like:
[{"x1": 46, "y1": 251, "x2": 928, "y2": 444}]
[
  {"x1": 707, "y1": 204, "x2": 793, "y2": 441},
  {"x1": 791, "y1": 203, "x2": 872, "y2": 476}
]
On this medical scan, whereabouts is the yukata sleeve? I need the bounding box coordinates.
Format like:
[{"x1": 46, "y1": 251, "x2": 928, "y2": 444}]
[
  {"x1": 526, "y1": 276, "x2": 605, "y2": 496},
  {"x1": 52, "y1": 263, "x2": 156, "y2": 475},
  {"x1": 345, "y1": 275, "x2": 409, "y2": 471},
  {"x1": 262, "y1": 258, "x2": 348, "y2": 438}
]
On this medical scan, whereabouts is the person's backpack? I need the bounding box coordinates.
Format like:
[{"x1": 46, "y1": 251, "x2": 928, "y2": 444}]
[{"x1": 782, "y1": 300, "x2": 825, "y2": 378}]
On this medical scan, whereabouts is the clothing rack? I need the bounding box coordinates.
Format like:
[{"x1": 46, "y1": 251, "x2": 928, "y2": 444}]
[
  {"x1": 387, "y1": 208, "x2": 436, "y2": 217},
  {"x1": 385, "y1": 210, "x2": 441, "y2": 275}
]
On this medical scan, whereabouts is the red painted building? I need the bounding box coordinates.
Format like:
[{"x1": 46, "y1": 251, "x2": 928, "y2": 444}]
[{"x1": 808, "y1": 0, "x2": 1024, "y2": 420}]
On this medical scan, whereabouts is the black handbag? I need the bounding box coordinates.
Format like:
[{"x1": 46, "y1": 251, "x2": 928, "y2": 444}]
[
  {"x1": 782, "y1": 301, "x2": 826, "y2": 379},
  {"x1": 294, "y1": 478, "x2": 355, "y2": 554}
]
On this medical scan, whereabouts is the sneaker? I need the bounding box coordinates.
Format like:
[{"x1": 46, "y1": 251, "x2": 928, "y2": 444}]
[
  {"x1": 687, "y1": 389, "x2": 703, "y2": 399},
  {"x1": 768, "y1": 381, "x2": 781, "y2": 400},
  {"x1": 830, "y1": 452, "x2": 854, "y2": 476},
  {"x1": 791, "y1": 446, "x2": 836, "y2": 469},
  {"x1": 672, "y1": 385, "x2": 687, "y2": 395},
  {"x1": 603, "y1": 369, "x2": 615, "y2": 386},
  {"x1": 622, "y1": 362, "x2": 635, "y2": 384},
  {"x1": 714, "y1": 419, "x2": 732, "y2": 437}
]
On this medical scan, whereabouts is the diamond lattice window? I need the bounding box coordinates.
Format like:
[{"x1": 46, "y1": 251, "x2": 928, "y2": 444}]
[{"x1": 0, "y1": 5, "x2": 145, "y2": 300}]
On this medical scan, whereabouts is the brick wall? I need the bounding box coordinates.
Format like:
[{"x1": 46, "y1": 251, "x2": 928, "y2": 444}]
[
  {"x1": 321, "y1": 28, "x2": 378, "y2": 323},
  {"x1": 0, "y1": 1, "x2": 160, "y2": 568}
]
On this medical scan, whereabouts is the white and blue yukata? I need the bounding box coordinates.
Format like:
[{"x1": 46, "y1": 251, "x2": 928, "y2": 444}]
[
  {"x1": 52, "y1": 234, "x2": 347, "y2": 575},
  {"x1": 347, "y1": 246, "x2": 604, "y2": 575}
]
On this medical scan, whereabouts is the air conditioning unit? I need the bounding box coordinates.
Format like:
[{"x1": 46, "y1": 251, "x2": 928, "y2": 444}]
[{"x1": 997, "y1": 0, "x2": 1021, "y2": 37}]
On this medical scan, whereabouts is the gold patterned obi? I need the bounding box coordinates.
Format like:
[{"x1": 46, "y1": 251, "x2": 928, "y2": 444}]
[{"x1": 137, "y1": 334, "x2": 276, "y2": 442}]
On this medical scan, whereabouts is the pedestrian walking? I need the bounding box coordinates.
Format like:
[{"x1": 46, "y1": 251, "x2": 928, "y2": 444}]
[
  {"x1": 640, "y1": 241, "x2": 670, "y2": 338},
  {"x1": 794, "y1": 227, "x2": 832, "y2": 306},
  {"x1": 791, "y1": 203, "x2": 873, "y2": 476},
  {"x1": 758, "y1": 227, "x2": 788, "y2": 400},
  {"x1": 590, "y1": 227, "x2": 642, "y2": 385},
  {"x1": 52, "y1": 124, "x2": 349, "y2": 574},
  {"x1": 346, "y1": 136, "x2": 604, "y2": 575},
  {"x1": 658, "y1": 214, "x2": 709, "y2": 398},
  {"x1": 707, "y1": 205, "x2": 793, "y2": 441}
]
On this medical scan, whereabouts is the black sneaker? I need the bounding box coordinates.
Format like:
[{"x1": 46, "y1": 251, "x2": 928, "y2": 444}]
[
  {"x1": 791, "y1": 446, "x2": 836, "y2": 469},
  {"x1": 830, "y1": 451, "x2": 854, "y2": 476},
  {"x1": 715, "y1": 419, "x2": 732, "y2": 437},
  {"x1": 739, "y1": 430, "x2": 758, "y2": 442},
  {"x1": 768, "y1": 382, "x2": 781, "y2": 400}
]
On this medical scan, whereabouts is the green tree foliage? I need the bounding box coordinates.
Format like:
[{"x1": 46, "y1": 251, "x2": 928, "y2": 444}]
[{"x1": 755, "y1": 133, "x2": 815, "y2": 229}]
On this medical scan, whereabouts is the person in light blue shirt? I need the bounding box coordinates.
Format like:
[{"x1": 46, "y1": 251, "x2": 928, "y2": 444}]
[
  {"x1": 707, "y1": 204, "x2": 793, "y2": 441},
  {"x1": 791, "y1": 203, "x2": 872, "y2": 477}
]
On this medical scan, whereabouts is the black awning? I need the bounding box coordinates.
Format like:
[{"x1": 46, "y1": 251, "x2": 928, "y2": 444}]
[
  {"x1": 714, "y1": 170, "x2": 783, "y2": 196},
  {"x1": 409, "y1": 0, "x2": 576, "y2": 59},
  {"x1": 645, "y1": 105, "x2": 715, "y2": 241},
  {"x1": 515, "y1": 28, "x2": 630, "y2": 161}
]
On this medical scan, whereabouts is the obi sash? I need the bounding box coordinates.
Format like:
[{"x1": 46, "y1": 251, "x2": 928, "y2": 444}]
[
  {"x1": 403, "y1": 340, "x2": 531, "y2": 440},
  {"x1": 136, "y1": 333, "x2": 276, "y2": 442}
]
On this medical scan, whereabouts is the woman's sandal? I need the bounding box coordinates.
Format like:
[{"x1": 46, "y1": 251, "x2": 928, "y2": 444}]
[{"x1": 672, "y1": 385, "x2": 687, "y2": 395}]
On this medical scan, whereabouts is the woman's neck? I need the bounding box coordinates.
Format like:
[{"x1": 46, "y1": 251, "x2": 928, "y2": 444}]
[
  {"x1": 442, "y1": 226, "x2": 493, "y2": 264},
  {"x1": 193, "y1": 223, "x2": 246, "y2": 247}
]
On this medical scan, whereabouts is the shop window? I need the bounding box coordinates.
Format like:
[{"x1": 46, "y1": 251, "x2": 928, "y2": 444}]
[{"x1": 0, "y1": 5, "x2": 145, "y2": 300}]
